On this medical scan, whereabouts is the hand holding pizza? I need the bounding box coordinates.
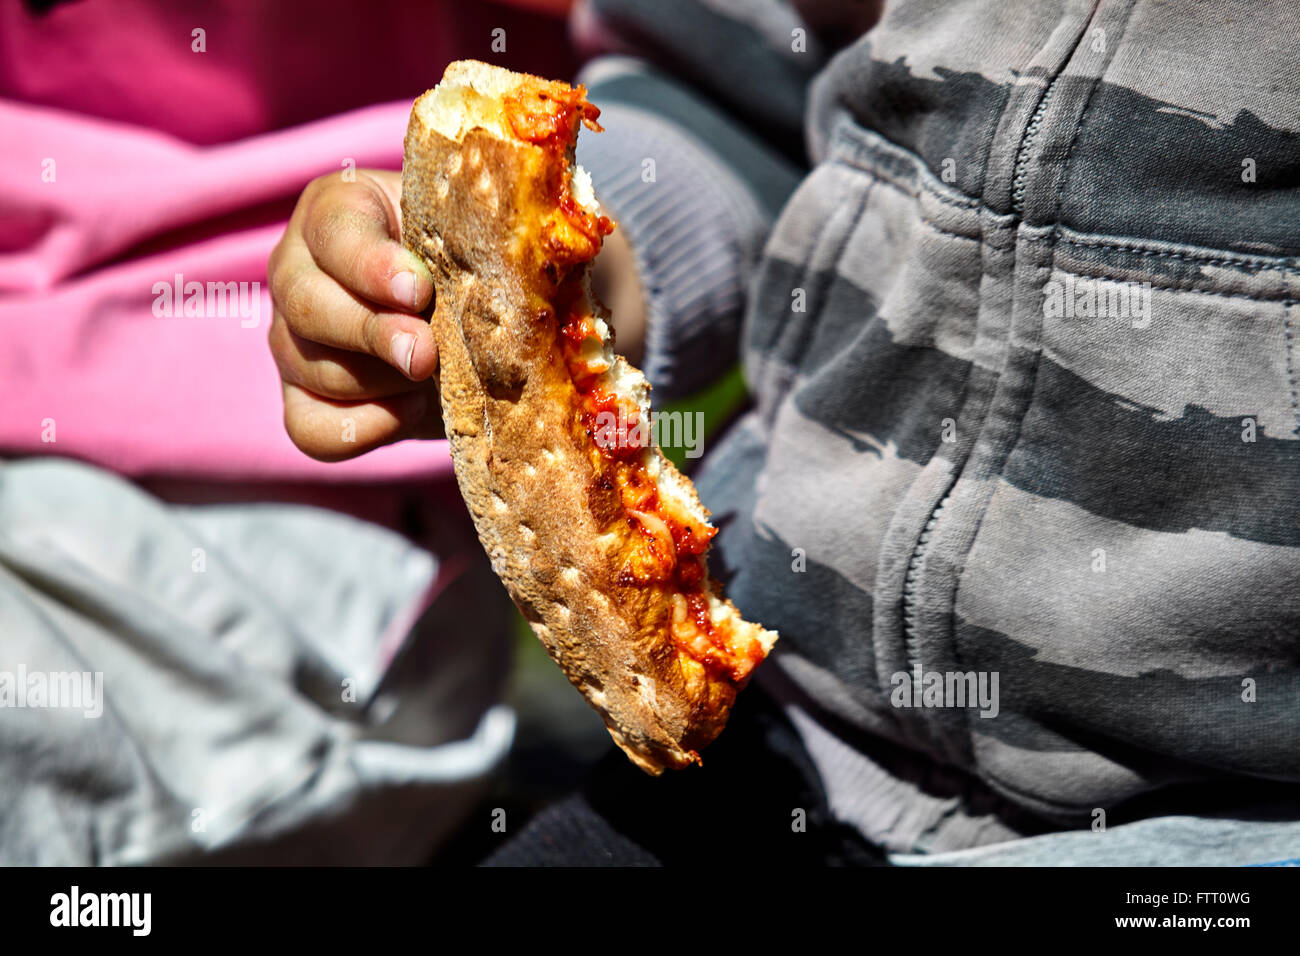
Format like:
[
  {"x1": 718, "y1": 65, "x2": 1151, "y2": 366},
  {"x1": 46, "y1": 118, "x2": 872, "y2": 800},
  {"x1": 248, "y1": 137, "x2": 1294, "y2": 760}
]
[{"x1": 267, "y1": 169, "x2": 444, "y2": 461}]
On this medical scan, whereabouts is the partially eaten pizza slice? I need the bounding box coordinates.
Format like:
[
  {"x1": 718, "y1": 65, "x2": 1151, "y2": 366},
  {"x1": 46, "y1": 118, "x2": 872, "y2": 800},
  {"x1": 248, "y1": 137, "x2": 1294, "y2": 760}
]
[{"x1": 401, "y1": 60, "x2": 777, "y2": 774}]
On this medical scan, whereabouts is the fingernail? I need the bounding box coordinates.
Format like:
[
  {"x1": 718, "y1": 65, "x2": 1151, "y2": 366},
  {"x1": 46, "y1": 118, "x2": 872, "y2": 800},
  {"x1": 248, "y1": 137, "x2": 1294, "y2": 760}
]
[
  {"x1": 391, "y1": 332, "x2": 416, "y2": 377},
  {"x1": 391, "y1": 271, "x2": 417, "y2": 311}
]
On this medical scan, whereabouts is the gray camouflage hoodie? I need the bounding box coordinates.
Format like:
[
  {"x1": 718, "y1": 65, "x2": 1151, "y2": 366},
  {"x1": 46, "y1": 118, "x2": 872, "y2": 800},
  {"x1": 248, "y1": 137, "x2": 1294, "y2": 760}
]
[{"x1": 574, "y1": 0, "x2": 1300, "y2": 862}]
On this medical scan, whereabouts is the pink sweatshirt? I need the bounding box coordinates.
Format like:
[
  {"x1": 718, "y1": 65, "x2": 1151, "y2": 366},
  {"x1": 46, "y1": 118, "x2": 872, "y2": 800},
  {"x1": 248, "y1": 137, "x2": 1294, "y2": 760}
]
[{"x1": 0, "y1": 0, "x2": 575, "y2": 484}]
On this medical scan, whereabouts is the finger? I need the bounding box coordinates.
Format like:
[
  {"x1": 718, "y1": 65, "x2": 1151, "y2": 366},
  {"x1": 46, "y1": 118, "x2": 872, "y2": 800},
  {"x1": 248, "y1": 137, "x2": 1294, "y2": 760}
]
[
  {"x1": 270, "y1": 309, "x2": 434, "y2": 400},
  {"x1": 269, "y1": 244, "x2": 438, "y2": 380},
  {"x1": 302, "y1": 171, "x2": 433, "y2": 313},
  {"x1": 281, "y1": 382, "x2": 438, "y2": 462}
]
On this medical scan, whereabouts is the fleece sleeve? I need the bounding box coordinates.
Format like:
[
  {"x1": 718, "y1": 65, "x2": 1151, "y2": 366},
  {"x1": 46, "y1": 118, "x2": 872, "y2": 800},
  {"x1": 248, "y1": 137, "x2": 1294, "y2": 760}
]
[{"x1": 571, "y1": 0, "x2": 831, "y2": 398}]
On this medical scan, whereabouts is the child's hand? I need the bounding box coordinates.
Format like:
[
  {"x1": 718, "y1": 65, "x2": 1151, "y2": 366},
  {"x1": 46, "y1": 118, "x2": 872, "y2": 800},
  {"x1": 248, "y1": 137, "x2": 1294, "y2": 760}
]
[{"x1": 268, "y1": 169, "x2": 442, "y2": 462}]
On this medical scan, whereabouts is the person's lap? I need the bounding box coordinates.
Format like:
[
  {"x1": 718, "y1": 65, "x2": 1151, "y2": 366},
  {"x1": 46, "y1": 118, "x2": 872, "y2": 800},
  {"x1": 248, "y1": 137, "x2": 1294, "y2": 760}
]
[{"x1": 481, "y1": 684, "x2": 887, "y2": 867}]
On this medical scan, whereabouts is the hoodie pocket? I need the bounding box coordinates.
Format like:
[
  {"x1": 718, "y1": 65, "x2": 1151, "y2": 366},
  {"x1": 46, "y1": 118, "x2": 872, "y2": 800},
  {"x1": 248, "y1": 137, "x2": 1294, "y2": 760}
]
[{"x1": 955, "y1": 229, "x2": 1300, "y2": 815}]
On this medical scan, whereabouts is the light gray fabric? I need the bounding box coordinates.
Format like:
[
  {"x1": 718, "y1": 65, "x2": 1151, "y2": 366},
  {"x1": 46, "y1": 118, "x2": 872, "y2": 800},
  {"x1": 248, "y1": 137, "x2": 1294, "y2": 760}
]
[
  {"x1": 575, "y1": 95, "x2": 765, "y2": 398},
  {"x1": 576, "y1": 55, "x2": 802, "y2": 398},
  {"x1": 0, "y1": 457, "x2": 513, "y2": 865},
  {"x1": 890, "y1": 816, "x2": 1300, "y2": 867}
]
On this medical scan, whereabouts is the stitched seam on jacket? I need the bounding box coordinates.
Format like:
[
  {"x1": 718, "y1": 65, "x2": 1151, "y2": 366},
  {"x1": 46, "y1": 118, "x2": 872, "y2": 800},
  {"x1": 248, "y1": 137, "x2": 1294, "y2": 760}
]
[
  {"x1": 1283, "y1": 288, "x2": 1300, "y2": 437},
  {"x1": 916, "y1": 220, "x2": 1295, "y2": 303},
  {"x1": 1057, "y1": 236, "x2": 1298, "y2": 273},
  {"x1": 827, "y1": 124, "x2": 1299, "y2": 274}
]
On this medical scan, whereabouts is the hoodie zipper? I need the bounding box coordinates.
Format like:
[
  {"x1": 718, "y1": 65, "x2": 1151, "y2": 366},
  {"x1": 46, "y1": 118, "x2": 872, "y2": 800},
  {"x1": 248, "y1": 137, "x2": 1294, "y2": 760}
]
[
  {"x1": 1011, "y1": 72, "x2": 1064, "y2": 217},
  {"x1": 898, "y1": 66, "x2": 1068, "y2": 672},
  {"x1": 899, "y1": 487, "x2": 952, "y2": 682}
]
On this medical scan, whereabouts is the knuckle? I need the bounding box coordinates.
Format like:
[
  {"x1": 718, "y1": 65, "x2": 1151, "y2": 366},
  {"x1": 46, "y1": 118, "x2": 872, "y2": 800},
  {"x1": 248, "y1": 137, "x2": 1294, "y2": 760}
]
[
  {"x1": 302, "y1": 174, "x2": 326, "y2": 201},
  {"x1": 302, "y1": 171, "x2": 345, "y2": 210},
  {"x1": 283, "y1": 405, "x2": 331, "y2": 461},
  {"x1": 267, "y1": 310, "x2": 284, "y2": 358},
  {"x1": 288, "y1": 429, "x2": 331, "y2": 462},
  {"x1": 267, "y1": 316, "x2": 300, "y2": 380},
  {"x1": 268, "y1": 256, "x2": 292, "y2": 310},
  {"x1": 282, "y1": 413, "x2": 307, "y2": 452},
  {"x1": 360, "y1": 307, "x2": 388, "y2": 358},
  {"x1": 311, "y1": 188, "x2": 394, "y2": 280},
  {"x1": 281, "y1": 396, "x2": 308, "y2": 448},
  {"x1": 276, "y1": 267, "x2": 318, "y2": 326},
  {"x1": 304, "y1": 201, "x2": 350, "y2": 262}
]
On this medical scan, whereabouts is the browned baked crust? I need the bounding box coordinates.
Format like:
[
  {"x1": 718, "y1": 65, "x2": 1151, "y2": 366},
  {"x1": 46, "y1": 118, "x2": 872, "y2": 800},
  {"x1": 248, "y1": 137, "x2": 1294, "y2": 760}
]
[{"x1": 400, "y1": 62, "x2": 774, "y2": 774}]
